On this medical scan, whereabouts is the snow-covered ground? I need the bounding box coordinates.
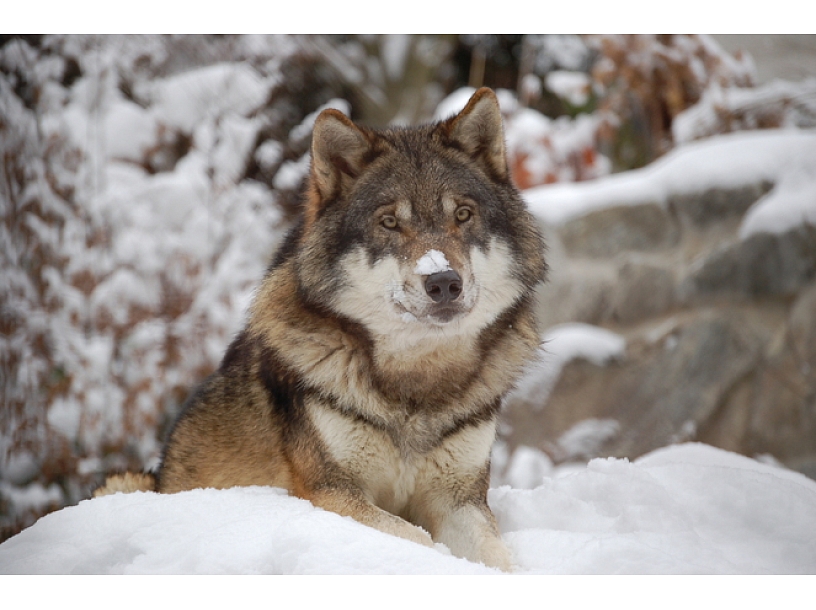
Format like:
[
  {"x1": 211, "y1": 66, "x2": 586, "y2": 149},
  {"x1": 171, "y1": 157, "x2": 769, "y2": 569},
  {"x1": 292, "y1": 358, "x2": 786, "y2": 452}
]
[{"x1": 1, "y1": 443, "x2": 814, "y2": 574}]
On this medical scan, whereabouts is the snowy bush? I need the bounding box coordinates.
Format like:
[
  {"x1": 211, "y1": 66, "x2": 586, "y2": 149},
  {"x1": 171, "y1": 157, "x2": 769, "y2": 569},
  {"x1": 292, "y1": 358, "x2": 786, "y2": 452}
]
[
  {"x1": 673, "y1": 77, "x2": 816, "y2": 143},
  {"x1": 588, "y1": 34, "x2": 755, "y2": 169},
  {"x1": 450, "y1": 35, "x2": 760, "y2": 188},
  {"x1": 0, "y1": 35, "x2": 345, "y2": 537}
]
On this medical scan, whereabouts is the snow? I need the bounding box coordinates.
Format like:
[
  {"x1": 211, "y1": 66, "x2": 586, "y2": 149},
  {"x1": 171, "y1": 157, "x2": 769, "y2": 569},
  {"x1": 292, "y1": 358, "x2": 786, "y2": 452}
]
[
  {"x1": 554, "y1": 418, "x2": 621, "y2": 461},
  {"x1": 209, "y1": 115, "x2": 261, "y2": 189},
  {"x1": 289, "y1": 98, "x2": 352, "y2": 143},
  {"x1": 46, "y1": 396, "x2": 82, "y2": 438},
  {"x1": 150, "y1": 63, "x2": 271, "y2": 134},
  {"x1": 434, "y1": 87, "x2": 480, "y2": 120},
  {"x1": 381, "y1": 34, "x2": 412, "y2": 82},
  {"x1": 433, "y1": 87, "x2": 519, "y2": 121},
  {"x1": 102, "y1": 98, "x2": 159, "y2": 162},
  {"x1": 673, "y1": 79, "x2": 816, "y2": 144},
  {"x1": 0, "y1": 453, "x2": 39, "y2": 486},
  {"x1": 546, "y1": 70, "x2": 591, "y2": 106},
  {"x1": 508, "y1": 323, "x2": 626, "y2": 408},
  {"x1": 524, "y1": 129, "x2": 816, "y2": 238},
  {"x1": 254, "y1": 139, "x2": 283, "y2": 170},
  {"x1": 273, "y1": 154, "x2": 310, "y2": 191},
  {"x1": 413, "y1": 249, "x2": 451, "y2": 275},
  {"x1": 0, "y1": 481, "x2": 62, "y2": 516},
  {"x1": 1, "y1": 443, "x2": 813, "y2": 574},
  {"x1": 496, "y1": 445, "x2": 556, "y2": 490},
  {"x1": 4, "y1": 37, "x2": 816, "y2": 582},
  {"x1": 533, "y1": 34, "x2": 592, "y2": 73},
  {"x1": 270, "y1": 98, "x2": 352, "y2": 192},
  {"x1": 740, "y1": 166, "x2": 816, "y2": 237}
]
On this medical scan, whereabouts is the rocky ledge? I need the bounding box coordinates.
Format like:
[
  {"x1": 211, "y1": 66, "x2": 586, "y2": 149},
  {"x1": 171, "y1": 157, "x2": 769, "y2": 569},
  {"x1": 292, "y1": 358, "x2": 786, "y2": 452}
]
[{"x1": 503, "y1": 131, "x2": 816, "y2": 479}]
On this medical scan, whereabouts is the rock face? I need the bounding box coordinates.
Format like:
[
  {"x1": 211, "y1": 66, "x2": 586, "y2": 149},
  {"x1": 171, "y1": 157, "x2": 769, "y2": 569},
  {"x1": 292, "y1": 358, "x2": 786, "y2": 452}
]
[
  {"x1": 504, "y1": 183, "x2": 816, "y2": 479},
  {"x1": 559, "y1": 202, "x2": 680, "y2": 257},
  {"x1": 680, "y1": 224, "x2": 816, "y2": 300}
]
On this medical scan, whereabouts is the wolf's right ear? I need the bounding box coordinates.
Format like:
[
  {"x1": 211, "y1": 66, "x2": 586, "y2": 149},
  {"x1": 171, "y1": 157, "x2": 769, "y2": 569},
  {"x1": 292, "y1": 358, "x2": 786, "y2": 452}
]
[{"x1": 310, "y1": 109, "x2": 373, "y2": 204}]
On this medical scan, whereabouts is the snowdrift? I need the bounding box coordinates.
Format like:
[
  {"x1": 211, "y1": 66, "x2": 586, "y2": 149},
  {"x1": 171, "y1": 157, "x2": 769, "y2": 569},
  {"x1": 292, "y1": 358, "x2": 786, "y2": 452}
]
[{"x1": 2, "y1": 443, "x2": 814, "y2": 574}]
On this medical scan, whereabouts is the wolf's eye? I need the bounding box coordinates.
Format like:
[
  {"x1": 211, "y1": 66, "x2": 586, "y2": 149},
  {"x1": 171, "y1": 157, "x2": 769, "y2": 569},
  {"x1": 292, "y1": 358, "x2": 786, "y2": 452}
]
[
  {"x1": 381, "y1": 215, "x2": 398, "y2": 230},
  {"x1": 455, "y1": 206, "x2": 473, "y2": 223}
]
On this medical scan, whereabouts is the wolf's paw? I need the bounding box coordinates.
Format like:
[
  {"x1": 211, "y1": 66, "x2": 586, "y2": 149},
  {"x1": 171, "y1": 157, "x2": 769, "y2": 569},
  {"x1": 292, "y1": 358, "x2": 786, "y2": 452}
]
[
  {"x1": 397, "y1": 521, "x2": 435, "y2": 548},
  {"x1": 480, "y1": 545, "x2": 513, "y2": 573},
  {"x1": 469, "y1": 534, "x2": 513, "y2": 572}
]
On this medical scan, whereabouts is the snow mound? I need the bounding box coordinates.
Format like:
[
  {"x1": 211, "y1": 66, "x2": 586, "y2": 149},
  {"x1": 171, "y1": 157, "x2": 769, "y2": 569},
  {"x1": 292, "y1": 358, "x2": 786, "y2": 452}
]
[{"x1": 2, "y1": 443, "x2": 813, "y2": 574}]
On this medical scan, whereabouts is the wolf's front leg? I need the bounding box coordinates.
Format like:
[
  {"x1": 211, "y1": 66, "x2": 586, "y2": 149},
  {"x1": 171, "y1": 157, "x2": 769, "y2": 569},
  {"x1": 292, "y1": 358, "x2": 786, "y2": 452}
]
[
  {"x1": 412, "y1": 421, "x2": 513, "y2": 571},
  {"x1": 306, "y1": 487, "x2": 435, "y2": 548},
  {"x1": 428, "y1": 501, "x2": 512, "y2": 572}
]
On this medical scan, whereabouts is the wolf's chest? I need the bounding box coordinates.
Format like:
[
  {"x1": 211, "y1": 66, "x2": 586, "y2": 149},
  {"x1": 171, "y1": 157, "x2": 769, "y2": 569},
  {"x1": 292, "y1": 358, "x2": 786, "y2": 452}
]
[
  {"x1": 306, "y1": 398, "x2": 496, "y2": 514},
  {"x1": 306, "y1": 400, "x2": 426, "y2": 505}
]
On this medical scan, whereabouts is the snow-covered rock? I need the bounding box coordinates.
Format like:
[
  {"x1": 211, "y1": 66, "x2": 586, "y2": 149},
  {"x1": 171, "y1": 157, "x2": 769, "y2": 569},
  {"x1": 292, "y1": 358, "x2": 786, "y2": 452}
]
[
  {"x1": 515, "y1": 129, "x2": 816, "y2": 476},
  {"x1": 525, "y1": 129, "x2": 816, "y2": 237}
]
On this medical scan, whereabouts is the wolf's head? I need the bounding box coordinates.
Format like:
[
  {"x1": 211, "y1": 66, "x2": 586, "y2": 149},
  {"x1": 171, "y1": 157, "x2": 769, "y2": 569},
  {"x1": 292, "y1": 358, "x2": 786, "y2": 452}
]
[{"x1": 289, "y1": 88, "x2": 546, "y2": 347}]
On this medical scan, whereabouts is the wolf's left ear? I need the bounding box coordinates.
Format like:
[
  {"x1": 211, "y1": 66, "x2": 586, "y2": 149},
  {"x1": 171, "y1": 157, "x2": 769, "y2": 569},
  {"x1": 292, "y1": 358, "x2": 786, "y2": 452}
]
[{"x1": 443, "y1": 88, "x2": 509, "y2": 181}]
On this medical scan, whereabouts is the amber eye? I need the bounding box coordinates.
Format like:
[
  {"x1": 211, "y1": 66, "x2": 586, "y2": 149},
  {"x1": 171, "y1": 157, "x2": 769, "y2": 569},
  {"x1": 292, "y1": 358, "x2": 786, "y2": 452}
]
[
  {"x1": 381, "y1": 215, "x2": 398, "y2": 230},
  {"x1": 455, "y1": 206, "x2": 473, "y2": 222}
]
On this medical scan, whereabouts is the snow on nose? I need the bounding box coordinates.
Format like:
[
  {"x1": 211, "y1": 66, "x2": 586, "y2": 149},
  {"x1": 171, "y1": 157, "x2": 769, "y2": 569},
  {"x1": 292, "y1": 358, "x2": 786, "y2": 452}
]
[{"x1": 413, "y1": 249, "x2": 451, "y2": 276}]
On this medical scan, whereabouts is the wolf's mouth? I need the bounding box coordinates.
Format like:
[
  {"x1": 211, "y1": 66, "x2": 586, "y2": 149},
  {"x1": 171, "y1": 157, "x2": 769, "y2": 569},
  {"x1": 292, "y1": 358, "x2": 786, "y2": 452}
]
[
  {"x1": 394, "y1": 301, "x2": 467, "y2": 325},
  {"x1": 426, "y1": 303, "x2": 462, "y2": 323},
  {"x1": 393, "y1": 301, "x2": 468, "y2": 325}
]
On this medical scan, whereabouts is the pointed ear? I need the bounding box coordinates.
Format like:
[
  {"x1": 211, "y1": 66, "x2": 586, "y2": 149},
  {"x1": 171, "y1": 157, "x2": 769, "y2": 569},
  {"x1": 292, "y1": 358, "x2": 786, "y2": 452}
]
[
  {"x1": 310, "y1": 109, "x2": 373, "y2": 202},
  {"x1": 443, "y1": 87, "x2": 509, "y2": 181}
]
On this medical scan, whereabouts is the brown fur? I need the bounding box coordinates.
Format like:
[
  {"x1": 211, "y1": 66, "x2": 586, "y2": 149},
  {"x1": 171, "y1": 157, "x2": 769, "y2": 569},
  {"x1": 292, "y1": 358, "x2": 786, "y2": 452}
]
[
  {"x1": 93, "y1": 472, "x2": 155, "y2": 497},
  {"x1": 95, "y1": 88, "x2": 547, "y2": 571}
]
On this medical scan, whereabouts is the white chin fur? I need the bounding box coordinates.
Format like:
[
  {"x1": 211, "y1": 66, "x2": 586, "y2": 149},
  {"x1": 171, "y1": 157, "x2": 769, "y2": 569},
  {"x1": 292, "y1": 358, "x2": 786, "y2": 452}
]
[{"x1": 332, "y1": 239, "x2": 522, "y2": 346}]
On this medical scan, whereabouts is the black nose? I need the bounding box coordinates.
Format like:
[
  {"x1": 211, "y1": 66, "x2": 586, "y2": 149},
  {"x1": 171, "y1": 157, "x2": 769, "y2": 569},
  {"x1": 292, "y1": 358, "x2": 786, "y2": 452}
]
[{"x1": 424, "y1": 270, "x2": 463, "y2": 303}]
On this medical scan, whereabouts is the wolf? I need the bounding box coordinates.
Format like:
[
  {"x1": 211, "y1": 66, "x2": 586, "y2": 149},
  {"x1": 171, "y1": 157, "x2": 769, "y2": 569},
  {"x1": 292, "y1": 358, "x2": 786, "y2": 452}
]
[{"x1": 95, "y1": 87, "x2": 547, "y2": 571}]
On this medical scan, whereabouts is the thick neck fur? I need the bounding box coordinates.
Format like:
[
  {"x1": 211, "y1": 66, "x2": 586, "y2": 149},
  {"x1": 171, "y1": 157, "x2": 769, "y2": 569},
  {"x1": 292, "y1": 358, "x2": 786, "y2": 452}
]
[{"x1": 247, "y1": 259, "x2": 538, "y2": 414}]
